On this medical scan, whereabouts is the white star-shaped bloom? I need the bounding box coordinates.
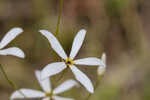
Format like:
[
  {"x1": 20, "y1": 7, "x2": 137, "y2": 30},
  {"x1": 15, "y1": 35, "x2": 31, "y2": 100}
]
[
  {"x1": 0, "y1": 27, "x2": 25, "y2": 58},
  {"x1": 97, "y1": 53, "x2": 106, "y2": 75},
  {"x1": 39, "y1": 29, "x2": 104, "y2": 93},
  {"x1": 10, "y1": 70, "x2": 77, "y2": 100}
]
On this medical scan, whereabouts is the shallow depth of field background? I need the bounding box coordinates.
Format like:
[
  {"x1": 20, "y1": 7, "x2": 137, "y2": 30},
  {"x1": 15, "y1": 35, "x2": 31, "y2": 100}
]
[{"x1": 0, "y1": 0, "x2": 150, "y2": 100}]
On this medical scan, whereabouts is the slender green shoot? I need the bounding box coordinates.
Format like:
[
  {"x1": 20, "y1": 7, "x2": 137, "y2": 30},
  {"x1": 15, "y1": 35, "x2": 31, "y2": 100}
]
[
  {"x1": 0, "y1": 64, "x2": 26, "y2": 98},
  {"x1": 55, "y1": 0, "x2": 63, "y2": 36}
]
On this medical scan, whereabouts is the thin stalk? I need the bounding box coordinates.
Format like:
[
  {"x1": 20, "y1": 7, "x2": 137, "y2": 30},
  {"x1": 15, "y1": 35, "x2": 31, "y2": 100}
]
[
  {"x1": 0, "y1": 64, "x2": 17, "y2": 89},
  {"x1": 54, "y1": 0, "x2": 65, "y2": 87},
  {"x1": 55, "y1": 0, "x2": 63, "y2": 36},
  {"x1": 55, "y1": 68, "x2": 68, "y2": 82},
  {"x1": 0, "y1": 64, "x2": 26, "y2": 98}
]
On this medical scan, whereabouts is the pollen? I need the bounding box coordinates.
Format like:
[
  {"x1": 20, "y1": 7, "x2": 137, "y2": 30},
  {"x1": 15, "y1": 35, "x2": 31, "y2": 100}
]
[{"x1": 65, "y1": 58, "x2": 74, "y2": 66}]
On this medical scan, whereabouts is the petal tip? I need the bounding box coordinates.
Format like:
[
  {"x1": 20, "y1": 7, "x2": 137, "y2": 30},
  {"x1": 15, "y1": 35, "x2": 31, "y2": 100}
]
[
  {"x1": 17, "y1": 49, "x2": 25, "y2": 59},
  {"x1": 80, "y1": 29, "x2": 87, "y2": 34},
  {"x1": 39, "y1": 30, "x2": 53, "y2": 38},
  {"x1": 12, "y1": 27, "x2": 23, "y2": 33},
  {"x1": 89, "y1": 89, "x2": 94, "y2": 94},
  {"x1": 39, "y1": 29, "x2": 45, "y2": 33},
  {"x1": 20, "y1": 53, "x2": 25, "y2": 58},
  {"x1": 39, "y1": 30, "x2": 49, "y2": 34},
  {"x1": 80, "y1": 29, "x2": 86, "y2": 32}
]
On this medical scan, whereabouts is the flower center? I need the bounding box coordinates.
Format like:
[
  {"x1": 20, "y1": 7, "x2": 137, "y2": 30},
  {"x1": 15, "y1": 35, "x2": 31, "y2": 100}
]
[
  {"x1": 45, "y1": 92, "x2": 53, "y2": 97},
  {"x1": 65, "y1": 58, "x2": 74, "y2": 66}
]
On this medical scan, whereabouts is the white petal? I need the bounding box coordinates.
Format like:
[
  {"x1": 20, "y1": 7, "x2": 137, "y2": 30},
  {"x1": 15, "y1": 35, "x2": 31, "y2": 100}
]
[
  {"x1": 97, "y1": 66, "x2": 106, "y2": 75},
  {"x1": 10, "y1": 89, "x2": 45, "y2": 99},
  {"x1": 0, "y1": 47, "x2": 25, "y2": 58},
  {"x1": 35, "y1": 70, "x2": 51, "y2": 92},
  {"x1": 97, "y1": 53, "x2": 107, "y2": 75},
  {"x1": 74, "y1": 57, "x2": 104, "y2": 66},
  {"x1": 39, "y1": 30, "x2": 67, "y2": 59},
  {"x1": 53, "y1": 80, "x2": 78, "y2": 94},
  {"x1": 41, "y1": 62, "x2": 67, "y2": 79},
  {"x1": 70, "y1": 65, "x2": 94, "y2": 93},
  {"x1": 43, "y1": 97, "x2": 51, "y2": 100},
  {"x1": 0, "y1": 27, "x2": 23, "y2": 49},
  {"x1": 102, "y1": 53, "x2": 106, "y2": 66},
  {"x1": 53, "y1": 96, "x2": 73, "y2": 100},
  {"x1": 69, "y1": 29, "x2": 86, "y2": 59}
]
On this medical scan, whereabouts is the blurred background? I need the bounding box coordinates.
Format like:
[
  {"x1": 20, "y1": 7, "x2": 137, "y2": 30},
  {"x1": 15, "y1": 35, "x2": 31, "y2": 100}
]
[{"x1": 0, "y1": 0, "x2": 150, "y2": 100}]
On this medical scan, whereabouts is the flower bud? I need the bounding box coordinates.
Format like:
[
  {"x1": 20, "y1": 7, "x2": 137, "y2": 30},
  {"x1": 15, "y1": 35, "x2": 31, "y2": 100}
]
[{"x1": 97, "y1": 53, "x2": 106, "y2": 76}]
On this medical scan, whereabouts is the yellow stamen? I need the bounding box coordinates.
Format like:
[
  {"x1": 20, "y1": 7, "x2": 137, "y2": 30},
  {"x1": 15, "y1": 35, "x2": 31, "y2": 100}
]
[{"x1": 65, "y1": 58, "x2": 74, "y2": 66}]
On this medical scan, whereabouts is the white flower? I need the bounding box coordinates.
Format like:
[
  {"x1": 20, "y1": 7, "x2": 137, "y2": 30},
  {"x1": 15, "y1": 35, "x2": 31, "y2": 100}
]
[
  {"x1": 97, "y1": 53, "x2": 106, "y2": 75},
  {"x1": 10, "y1": 70, "x2": 77, "y2": 100},
  {"x1": 0, "y1": 27, "x2": 25, "y2": 58},
  {"x1": 39, "y1": 29, "x2": 104, "y2": 93}
]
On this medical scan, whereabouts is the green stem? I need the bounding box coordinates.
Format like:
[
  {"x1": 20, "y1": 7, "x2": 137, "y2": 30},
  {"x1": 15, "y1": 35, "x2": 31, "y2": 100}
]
[
  {"x1": 0, "y1": 64, "x2": 18, "y2": 89},
  {"x1": 55, "y1": 68, "x2": 68, "y2": 83},
  {"x1": 55, "y1": 0, "x2": 63, "y2": 36},
  {"x1": 0, "y1": 64, "x2": 26, "y2": 98}
]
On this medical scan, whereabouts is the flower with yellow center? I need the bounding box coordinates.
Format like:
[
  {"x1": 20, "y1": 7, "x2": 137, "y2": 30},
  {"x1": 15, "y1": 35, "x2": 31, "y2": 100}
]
[
  {"x1": 10, "y1": 70, "x2": 77, "y2": 100},
  {"x1": 40, "y1": 29, "x2": 104, "y2": 93}
]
